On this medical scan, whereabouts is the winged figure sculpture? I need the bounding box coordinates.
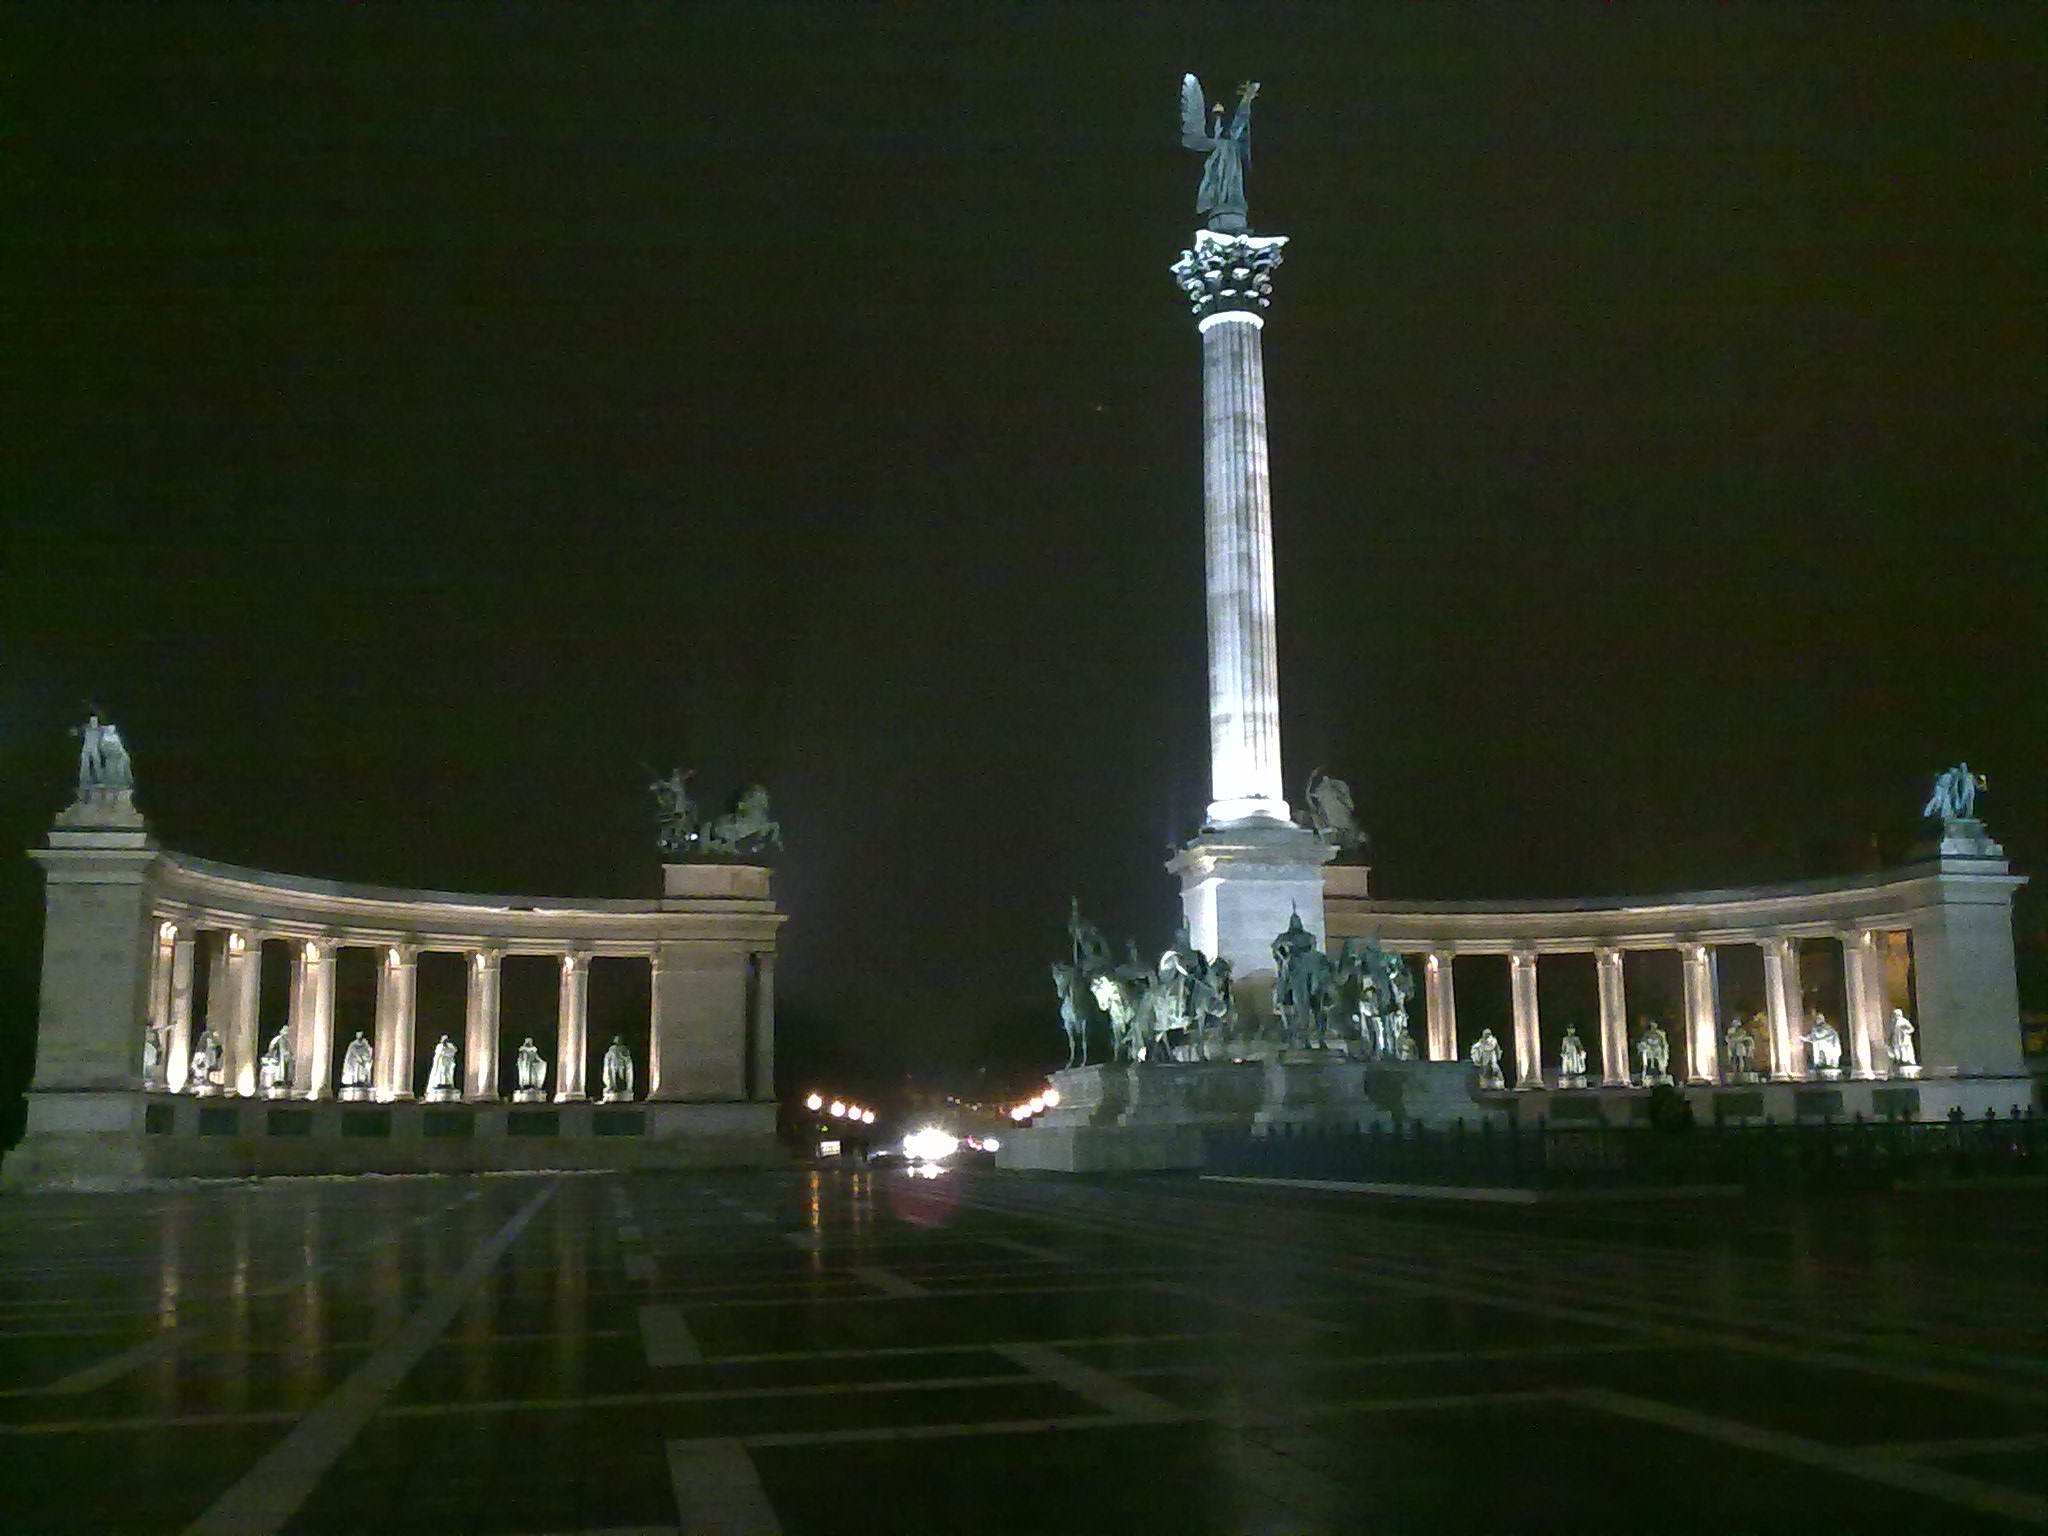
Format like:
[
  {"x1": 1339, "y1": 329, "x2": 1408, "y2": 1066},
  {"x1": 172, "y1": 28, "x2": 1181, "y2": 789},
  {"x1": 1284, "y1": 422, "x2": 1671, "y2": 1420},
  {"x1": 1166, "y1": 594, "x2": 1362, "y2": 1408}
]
[{"x1": 1180, "y1": 74, "x2": 1259, "y2": 233}]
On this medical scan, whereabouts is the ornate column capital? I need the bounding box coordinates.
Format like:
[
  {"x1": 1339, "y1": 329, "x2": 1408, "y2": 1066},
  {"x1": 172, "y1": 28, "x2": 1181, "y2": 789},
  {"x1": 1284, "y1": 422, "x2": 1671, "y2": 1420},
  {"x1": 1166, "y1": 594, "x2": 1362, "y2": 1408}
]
[{"x1": 1171, "y1": 229, "x2": 1288, "y2": 321}]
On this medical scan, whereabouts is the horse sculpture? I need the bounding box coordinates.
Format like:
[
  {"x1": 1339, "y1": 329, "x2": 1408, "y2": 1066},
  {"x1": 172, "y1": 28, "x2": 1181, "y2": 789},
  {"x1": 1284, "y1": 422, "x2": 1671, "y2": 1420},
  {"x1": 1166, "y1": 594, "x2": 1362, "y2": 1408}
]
[{"x1": 703, "y1": 785, "x2": 782, "y2": 857}]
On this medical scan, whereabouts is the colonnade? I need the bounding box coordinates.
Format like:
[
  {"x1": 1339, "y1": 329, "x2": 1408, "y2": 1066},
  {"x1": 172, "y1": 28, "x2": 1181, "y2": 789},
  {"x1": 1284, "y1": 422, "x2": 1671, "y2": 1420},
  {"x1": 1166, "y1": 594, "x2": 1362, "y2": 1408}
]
[
  {"x1": 1399, "y1": 928, "x2": 1904, "y2": 1087},
  {"x1": 141, "y1": 920, "x2": 775, "y2": 1105}
]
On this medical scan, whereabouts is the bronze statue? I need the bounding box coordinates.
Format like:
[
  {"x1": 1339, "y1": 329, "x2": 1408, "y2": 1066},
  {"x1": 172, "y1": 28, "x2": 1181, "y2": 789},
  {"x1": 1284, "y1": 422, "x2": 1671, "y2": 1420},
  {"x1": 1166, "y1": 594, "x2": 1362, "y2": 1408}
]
[{"x1": 1180, "y1": 75, "x2": 1260, "y2": 233}]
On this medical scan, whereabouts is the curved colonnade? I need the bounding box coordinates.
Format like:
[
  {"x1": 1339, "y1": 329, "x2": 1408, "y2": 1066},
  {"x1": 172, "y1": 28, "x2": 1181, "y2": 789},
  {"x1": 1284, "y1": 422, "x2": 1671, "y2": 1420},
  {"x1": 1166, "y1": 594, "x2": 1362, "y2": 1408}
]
[
  {"x1": 1325, "y1": 840, "x2": 2028, "y2": 1111},
  {"x1": 141, "y1": 853, "x2": 780, "y2": 1107}
]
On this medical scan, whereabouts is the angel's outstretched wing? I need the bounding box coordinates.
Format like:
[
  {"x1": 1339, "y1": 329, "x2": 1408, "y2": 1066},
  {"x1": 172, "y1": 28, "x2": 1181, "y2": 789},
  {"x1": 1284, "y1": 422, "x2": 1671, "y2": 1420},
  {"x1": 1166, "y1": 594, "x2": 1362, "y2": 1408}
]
[{"x1": 1180, "y1": 73, "x2": 1210, "y2": 148}]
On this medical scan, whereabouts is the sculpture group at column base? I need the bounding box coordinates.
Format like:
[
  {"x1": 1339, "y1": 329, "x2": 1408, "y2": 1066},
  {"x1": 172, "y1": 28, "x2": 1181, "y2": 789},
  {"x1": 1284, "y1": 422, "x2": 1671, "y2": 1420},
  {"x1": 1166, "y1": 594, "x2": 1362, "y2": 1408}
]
[
  {"x1": 1815, "y1": 1067, "x2": 1842, "y2": 1082},
  {"x1": 424, "y1": 1085, "x2": 461, "y2": 1103},
  {"x1": 338, "y1": 1084, "x2": 372, "y2": 1103},
  {"x1": 997, "y1": 1058, "x2": 1508, "y2": 1174},
  {"x1": 262, "y1": 1085, "x2": 292, "y2": 1101},
  {"x1": 1555, "y1": 1074, "x2": 1588, "y2": 1091},
  {"x1": 601, "y1": 1088, "x2": 635, "y2": 1105},
  {"x1": 512, "y1": 1087, "x2": 548, "y2": 1104},
  {"x1": 1639, "y1": 1072, "x2": 1673, "y2": 1088}
]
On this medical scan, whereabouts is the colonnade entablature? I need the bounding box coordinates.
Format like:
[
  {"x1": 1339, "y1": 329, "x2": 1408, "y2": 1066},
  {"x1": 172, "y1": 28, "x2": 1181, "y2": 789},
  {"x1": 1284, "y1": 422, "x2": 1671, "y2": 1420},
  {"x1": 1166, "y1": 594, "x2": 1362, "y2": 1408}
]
[{"x1": 1324, "y1": 853, "x2": 2026, "y2": 1092}]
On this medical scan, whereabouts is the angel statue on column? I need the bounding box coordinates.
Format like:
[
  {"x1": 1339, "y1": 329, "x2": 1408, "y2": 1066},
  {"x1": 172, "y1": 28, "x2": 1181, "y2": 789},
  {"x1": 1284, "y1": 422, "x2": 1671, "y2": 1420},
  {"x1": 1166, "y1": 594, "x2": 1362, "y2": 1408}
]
[{"x1": 1181, "y1": 74, "x2": 1260, "y2": 233}]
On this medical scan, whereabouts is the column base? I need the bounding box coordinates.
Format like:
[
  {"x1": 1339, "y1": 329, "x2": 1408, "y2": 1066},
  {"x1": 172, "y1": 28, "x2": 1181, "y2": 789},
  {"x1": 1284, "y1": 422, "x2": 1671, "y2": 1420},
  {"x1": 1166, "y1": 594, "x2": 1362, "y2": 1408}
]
[
  {"x1": 1168, "y1": 821, "x2": 1332, "y2": 1026},
  {"x1": 0, "y1": 1092, "x2": 150, "y2": 1192}
]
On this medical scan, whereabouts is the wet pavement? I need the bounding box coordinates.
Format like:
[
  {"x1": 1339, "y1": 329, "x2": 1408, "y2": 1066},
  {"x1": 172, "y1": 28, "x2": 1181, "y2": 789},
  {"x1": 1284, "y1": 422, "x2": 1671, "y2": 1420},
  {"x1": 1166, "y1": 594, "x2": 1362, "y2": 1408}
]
[{"x1": 0, "y1": 1165, "x2": 2041, "y2": 1533}]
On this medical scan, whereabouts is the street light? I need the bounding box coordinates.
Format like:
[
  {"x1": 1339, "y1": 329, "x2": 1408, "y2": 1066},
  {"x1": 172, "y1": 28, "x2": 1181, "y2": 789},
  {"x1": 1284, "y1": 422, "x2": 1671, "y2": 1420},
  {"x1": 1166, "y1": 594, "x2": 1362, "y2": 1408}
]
[
  {"x1": 1042, "y1": 1087, "x2": 1061, "y2": 1108},
  {"x1": 829, "y1": 1100, "x2": 846, "y2": 1118},
  {"x1": 804, "y1": 1093, "x2": 823, "y2": 1112}
]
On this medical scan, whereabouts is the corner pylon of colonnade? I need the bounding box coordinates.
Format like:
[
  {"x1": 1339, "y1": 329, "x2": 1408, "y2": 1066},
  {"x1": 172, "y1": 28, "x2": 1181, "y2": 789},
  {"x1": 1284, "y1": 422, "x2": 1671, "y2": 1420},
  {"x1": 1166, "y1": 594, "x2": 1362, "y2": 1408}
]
[{"x1": 4, "y1": 785, "x2": 786, "y2": 1190}]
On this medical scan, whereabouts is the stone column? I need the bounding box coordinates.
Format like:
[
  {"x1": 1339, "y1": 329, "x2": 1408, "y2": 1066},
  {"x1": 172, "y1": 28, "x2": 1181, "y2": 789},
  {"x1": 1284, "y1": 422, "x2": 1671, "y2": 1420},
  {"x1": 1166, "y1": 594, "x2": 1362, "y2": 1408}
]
[
  {"x1": 165, "y1": 928, "x2": 196, "y2": 1093},
  {"x1": 1761, "y1": 937, "x2": 1805, "y2": 1079},
  {"x1": 555, "y1": 951, "x2": 589, "y2": 1103},
  {"x1": 464, "y1": 949, "x2": 501, "y2": 1101},
  {"x1": 287, "y1": 940, "x2": 337, "y2": 1099},
  {"x1": 749, "y1": 951, "x2": 776, "y2": 1101},
  {"x1": 144, "y1": 922, "x2": 177, "y2": 1088},
  {"x1": 1165, "y1": 229, "x2": 1328, "y2": 1019},
  {"x1": 1681, "y1": 943, "x2": 1720, "y2": 1083},
  {"x1": 222, "y1": 930, "x2": 262, "y2": 1097},
  {"x1": 1842, "y1": 929, "x2": 1884, "y2": 1078},
  {"x1": 1509, "y1": 950, "x2": 1541, "y2": 1089},
  {"x1": 1423, "y1": 951, "x2": 1458, "y2": 1061},
  {"x1": 375, "y1": 945, "x2": 418, "y2": 1101},
  {"x1": 1595, "y1": 946, "x2": 1629, "y2": 1087}
]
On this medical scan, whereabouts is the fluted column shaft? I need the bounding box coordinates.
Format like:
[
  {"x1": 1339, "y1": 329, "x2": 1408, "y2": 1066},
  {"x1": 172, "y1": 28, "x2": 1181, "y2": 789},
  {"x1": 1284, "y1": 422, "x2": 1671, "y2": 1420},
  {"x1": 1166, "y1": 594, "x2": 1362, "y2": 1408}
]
[
  {"x1": 1510, "y1": 951, "x2": 1542, "y2": 1089},
  {"x1": 1200, "y1": 310, "x2": 1288, "y2": 824},
  {"x1": 555, "y1": 952, "x2": 589, "y2": 1103},
  {"x1": 222, "y1": 930, "x2": 261, "y2": 1097},
  {"x1": 166, "y1": 931, "x2": 196, "y2": 1092},
  {"x1": 464, "y1": 950, "x2": 501, "y2": 1101},
  {"x1": 1423, "y1": 951, "x2": 1458, "y2": 1061},
  {"x1": 292, "y1": 941, "x2": 337, "y2": 1100},
  {"x1": 1843, "y1": 929, "x2": 1885, "y2": 1078},
  {"x1": 376, "y1": 947, "x2": 418, "y2": 1101},
  {"x1": 1682, "y1": 944, "x2": 1720, "y2": 1082},
  {"x1": 1596, "y1": 947, "x2": 1630, "y2": 1087},
  {"x1": 1761, "y1": 938, "x2": 1804, "y2": 1079}
]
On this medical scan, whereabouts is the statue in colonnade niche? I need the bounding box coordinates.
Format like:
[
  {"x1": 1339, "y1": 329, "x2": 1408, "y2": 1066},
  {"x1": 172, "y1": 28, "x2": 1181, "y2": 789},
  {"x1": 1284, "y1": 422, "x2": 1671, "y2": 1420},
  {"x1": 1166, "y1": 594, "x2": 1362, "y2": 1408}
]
[
  {"x1": 259, "y1": 1026, "x2": 293, "y2": 1097},
  {"x1": 513, "y1": 1037, "x2": 549, "y2": 1103},
  {"x1": 1801, "y1": 1014, "x2": 1842, "y2": 1077},
  {"x1": 1724, "y1": 1019, "x2": 1759, "y2": 1083},
  {"x1": 601, "y1": 1036, "x2": 635, "y2": 1102},
  {"x1": 426, "y1": 1034, "x2": 461, "y2": 1101},
  {"x1": 142, "y1": 1024, "x2": 163, "y2": 1085},
  {"x1": 188, "y1": 1028, "x2": 224, "y2": 1095},
  {"x1": 1469, "y1": 1028, "x2": 1506, "y2": 1091},
  {"x1": 339, "y1": 1032, "x2": 374, "y2": 1101},
  {"x1": 1885, "y1": 1009, "x2": 1918, "y2": 1076},
  {"x1": 1635, "y1": 1020, "x2": 1672, "y2": 1086},
  {"x1": 1922, "y1": 763, "x2": 1984, "y2": 824},
  {"x1": 1557, "y1": 1026, "x2": 1589, "y2": 1088}
]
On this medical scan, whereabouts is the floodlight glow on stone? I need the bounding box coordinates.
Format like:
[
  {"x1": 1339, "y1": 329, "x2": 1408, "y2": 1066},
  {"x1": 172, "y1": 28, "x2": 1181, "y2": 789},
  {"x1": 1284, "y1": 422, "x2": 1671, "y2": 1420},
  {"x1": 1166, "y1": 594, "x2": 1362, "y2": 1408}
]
[
  {"x1": 829, "y1": 1100, "x2": 846, "y2": 1118},
  {"x1": 1028, "y1": 1096, "x2": 1045, "y2": 1114},
  {"x1": 1042, "y1": 1087, "x2": 1061, "y2": 1107},
  {"x1": 805, "y1": 1092, "x2": 823, "y2": 1111}
]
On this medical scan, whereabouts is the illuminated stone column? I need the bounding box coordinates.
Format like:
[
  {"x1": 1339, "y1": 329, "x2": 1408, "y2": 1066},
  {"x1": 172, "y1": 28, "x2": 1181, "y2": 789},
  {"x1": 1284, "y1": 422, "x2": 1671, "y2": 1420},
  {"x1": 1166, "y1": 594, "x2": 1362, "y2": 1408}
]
[
  {"x1": 165, "y1": 927, "x2": 196, "y2": 1093},
  {"x1": 1842, "y1": 929, "x2": 1884, "y2": 1078},
  {"x1": 1166, "y1": 228, "x2": 1330, "y2": 1014},
  {"x1": 375, "y1": 945, "x2": 418, "y2": 1101},
  {"x1": 464, "y1": 949, "x2": 502, "y2": 1101},
  {"x1": 1509, "y1": 951, "x2": 1542, "y2": 1088},
  {"x1": 290, "y1": 940, "x2": 336, "y2": 1100},
  {"x1": 1423, "y1": 951, "x2": 1458, "y2": 1061},
  {"x1": 1595, "y1": 946, "x2": 1629, "y2": 1087},
  {"x1": 1761, "y1": 937, "x2": 1804, "y2": 1079},
  {"x1": 219, "y1": 930, "x2": 262, "y2": 1096},
  {"x1": 1681, "y1": 943, "x2": 1720, "y2": 1083},
  {"x1": 554, "y1": 951, "x2": 589, "y2": 1103},
  {"x1": 144, "y1": 921, "x2": 177, "y2": 1088}
]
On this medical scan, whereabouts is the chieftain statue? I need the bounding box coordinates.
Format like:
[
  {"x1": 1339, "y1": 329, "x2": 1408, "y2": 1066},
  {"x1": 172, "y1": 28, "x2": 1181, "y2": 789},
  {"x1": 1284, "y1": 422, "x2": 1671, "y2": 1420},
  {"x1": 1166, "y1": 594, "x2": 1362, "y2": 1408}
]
[
  {"x1": 1180, "y1": 74, "x2": 1260, "y2": 233},
  {"x1": 1302, "y1": 769, "x2": 1367, "y2": 856}
]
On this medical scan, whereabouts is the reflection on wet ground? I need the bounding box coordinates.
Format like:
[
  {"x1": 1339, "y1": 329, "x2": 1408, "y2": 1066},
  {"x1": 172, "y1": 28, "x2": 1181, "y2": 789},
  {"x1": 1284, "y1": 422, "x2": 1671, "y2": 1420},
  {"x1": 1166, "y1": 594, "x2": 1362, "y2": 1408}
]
[{"x1": 0, "y1": 1167, "x2": 2041, "y2": 1533}]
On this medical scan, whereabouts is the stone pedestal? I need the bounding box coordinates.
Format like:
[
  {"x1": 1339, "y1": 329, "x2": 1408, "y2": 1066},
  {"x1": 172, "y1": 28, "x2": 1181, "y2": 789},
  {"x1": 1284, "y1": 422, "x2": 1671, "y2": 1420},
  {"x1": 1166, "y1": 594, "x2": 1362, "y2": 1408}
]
[
  {"x1": 996, "y1": 1058, "x2": 1505, "y2": 1174},
  {"x1": 1169, "y1": 821, "x2": 1331, "y2": 1024},
  {"x1": 649, "y1": 863, "x2": 778, "y2": 1106},
  {"x1": 3, "y1": 793, "x2": 158, "y2": 1190}
]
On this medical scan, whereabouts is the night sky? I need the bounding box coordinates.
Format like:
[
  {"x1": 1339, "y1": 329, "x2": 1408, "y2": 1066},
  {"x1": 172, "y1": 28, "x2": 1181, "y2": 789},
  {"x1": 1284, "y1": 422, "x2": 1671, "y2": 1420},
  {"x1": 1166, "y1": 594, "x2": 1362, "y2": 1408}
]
[{"x1": 3, "y1": 8, "x2": 2042, "y2": 1113}]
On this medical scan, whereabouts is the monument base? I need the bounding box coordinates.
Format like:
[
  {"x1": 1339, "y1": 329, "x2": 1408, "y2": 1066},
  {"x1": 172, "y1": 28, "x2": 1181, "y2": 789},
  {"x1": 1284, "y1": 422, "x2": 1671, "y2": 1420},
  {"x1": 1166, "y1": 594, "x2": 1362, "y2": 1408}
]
[
  {"x1": 1168, "y1": 820, "x2": 1333, "y2": 1023},
  {"x1": 1, "y1": 1094, "x2": 783, "y2": 1186},
  {"x1": 1, "y1": 1092, "x2": 150, "y2": 1191},
  {"x1": 512, "y1": 1087, "x2": 547, "y2": 1103},
  {"x1": 996, "y1": 1058, "x2": 1504, "y2": 1175}
]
